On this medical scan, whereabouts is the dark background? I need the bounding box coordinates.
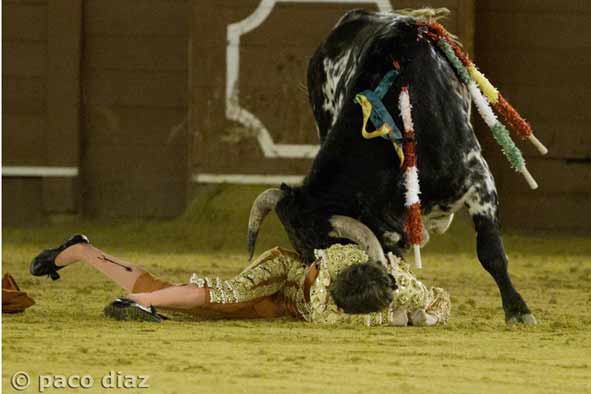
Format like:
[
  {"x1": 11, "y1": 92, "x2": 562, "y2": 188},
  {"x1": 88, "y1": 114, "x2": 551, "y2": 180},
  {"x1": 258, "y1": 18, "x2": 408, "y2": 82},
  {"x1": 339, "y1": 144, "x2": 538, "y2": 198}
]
[{"x1": 3, "y1": 0, "x2": 590, "y2": 231}]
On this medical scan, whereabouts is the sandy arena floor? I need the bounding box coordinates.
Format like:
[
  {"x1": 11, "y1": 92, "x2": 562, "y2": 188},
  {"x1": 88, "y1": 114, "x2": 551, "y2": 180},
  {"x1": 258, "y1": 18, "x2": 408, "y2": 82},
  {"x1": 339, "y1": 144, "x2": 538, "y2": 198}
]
[{"x1": 3, "y1": 186, "x2": 590, "y2": 393}]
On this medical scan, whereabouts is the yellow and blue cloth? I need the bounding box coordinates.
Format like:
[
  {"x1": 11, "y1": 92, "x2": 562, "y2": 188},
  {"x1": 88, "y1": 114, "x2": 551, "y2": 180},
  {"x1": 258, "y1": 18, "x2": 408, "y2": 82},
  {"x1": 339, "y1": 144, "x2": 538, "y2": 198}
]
[{"x1": 354, "y1": 69, "x2": 405, "y2": 164}]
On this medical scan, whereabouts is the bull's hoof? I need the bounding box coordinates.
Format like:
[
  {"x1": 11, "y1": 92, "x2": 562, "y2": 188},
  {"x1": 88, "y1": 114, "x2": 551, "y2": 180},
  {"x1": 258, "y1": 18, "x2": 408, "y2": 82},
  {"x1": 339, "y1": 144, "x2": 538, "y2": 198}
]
[{"x1": 506, "y1": 313, "x2": 537, "y2": 326}]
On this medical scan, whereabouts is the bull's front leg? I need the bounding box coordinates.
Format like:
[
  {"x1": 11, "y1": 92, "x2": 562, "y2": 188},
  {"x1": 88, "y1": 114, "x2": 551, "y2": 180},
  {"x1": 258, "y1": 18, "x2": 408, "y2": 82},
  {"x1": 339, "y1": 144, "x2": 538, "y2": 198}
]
[
  {"x1": 465, "y1": 170, "x2": 536, "y2": 325},
  {"x1": 472, "y1": 215, "x2": 535, "y2": 324}
]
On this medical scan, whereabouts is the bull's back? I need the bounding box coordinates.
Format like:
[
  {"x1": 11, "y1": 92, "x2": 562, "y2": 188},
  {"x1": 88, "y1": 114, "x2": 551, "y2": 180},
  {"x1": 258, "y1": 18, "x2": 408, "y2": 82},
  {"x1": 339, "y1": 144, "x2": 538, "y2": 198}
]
[
  {"x1": 307, "y1": 11, "x2": 476, "y2": 212},
  {"x1": 307, "y1": 9, "x2": 398, "y2": 143}
]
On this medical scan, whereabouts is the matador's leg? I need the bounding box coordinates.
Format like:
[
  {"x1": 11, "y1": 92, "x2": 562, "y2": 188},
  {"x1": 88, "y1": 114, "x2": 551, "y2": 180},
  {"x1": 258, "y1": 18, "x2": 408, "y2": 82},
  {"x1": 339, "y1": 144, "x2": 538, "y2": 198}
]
[
  {"x1": 186, "y1": 248, "x2": 295, "y2": 318},
  {"x1": 53, "y1": 242, "x2": 147, "y2": 292}
]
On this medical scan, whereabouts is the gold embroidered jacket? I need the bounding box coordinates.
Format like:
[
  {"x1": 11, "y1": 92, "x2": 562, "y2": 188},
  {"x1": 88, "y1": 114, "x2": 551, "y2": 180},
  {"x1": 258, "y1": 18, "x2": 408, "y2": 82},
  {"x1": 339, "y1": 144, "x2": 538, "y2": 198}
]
[{"x1": 189, "y1": 244, "x2": 450, "y2": 326}]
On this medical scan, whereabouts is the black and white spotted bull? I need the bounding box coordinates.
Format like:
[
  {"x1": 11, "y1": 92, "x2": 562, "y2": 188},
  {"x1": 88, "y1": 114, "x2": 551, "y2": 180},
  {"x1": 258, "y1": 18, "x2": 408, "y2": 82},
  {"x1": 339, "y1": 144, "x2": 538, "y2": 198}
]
[{"x1": 247, "y1": 10, "x2": 536, "y2": 325}]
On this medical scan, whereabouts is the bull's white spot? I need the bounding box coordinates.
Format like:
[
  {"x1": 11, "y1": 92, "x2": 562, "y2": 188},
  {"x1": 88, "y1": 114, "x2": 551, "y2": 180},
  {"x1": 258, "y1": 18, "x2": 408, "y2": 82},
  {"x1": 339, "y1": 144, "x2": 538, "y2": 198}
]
[
  {"x1": 463, "y1": 149, "x2": 498, "y2": 218},
  {"x1": 321, "y1": 50, "x2": 354, "y2": 127}
]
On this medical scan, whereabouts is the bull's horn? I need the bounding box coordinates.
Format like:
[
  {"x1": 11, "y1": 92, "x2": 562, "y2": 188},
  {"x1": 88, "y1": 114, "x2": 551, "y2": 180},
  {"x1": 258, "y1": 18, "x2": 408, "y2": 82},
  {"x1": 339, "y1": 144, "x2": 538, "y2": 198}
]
[
  {"x1": 329, "y1": 215, "x2": 387, "y2": 265},
  {"x1": 247, "y1": 188, "x2": 284, "y2": 260}
]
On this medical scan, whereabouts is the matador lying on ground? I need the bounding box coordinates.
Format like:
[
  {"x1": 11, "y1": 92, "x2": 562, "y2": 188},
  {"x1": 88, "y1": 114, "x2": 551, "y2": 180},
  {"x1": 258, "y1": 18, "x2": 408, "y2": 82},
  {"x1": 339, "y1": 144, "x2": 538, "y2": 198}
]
[{"x1": 30, "y1": 235, "x2": 450, "y2": 327}]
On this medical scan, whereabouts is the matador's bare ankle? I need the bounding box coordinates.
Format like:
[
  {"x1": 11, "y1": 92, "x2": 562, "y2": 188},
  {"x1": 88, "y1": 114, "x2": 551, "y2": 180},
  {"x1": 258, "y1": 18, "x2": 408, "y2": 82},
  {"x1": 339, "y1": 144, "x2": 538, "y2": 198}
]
[{"x1": 127, "y1": 293, "x2": 151, "y2": 307}]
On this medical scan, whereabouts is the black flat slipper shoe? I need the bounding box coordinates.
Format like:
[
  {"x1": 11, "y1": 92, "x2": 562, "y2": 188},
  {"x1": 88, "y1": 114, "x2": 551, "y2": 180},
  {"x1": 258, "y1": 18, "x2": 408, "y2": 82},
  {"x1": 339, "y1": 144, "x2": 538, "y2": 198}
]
[
  {"x1": 30, "y1": 234, "x2": 89, "y2": 280},
  {"x1": 103, "y1": 298, "x2": 167, "y2": 323}
]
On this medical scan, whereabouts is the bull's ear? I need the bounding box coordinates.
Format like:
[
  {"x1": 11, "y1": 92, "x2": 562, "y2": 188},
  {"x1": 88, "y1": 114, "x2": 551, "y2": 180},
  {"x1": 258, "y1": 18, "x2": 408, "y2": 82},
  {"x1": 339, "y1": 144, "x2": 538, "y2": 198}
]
[{"x1": 280, "y1": 183, "x2": 292, "y2": 192}]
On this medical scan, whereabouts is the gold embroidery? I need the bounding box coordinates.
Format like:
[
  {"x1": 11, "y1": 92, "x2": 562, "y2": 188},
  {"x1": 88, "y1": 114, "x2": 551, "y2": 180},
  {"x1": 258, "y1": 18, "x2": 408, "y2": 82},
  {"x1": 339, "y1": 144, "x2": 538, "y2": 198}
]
[
  {"x1": 189, "y1": 247, "x2": 307, "y2": 316},
  {"x1": 189, "y1": 244, "x2": 451, "y2": 326},
  {"x1": 307, "y1": 244, "x2": 450, "y2": 326}
]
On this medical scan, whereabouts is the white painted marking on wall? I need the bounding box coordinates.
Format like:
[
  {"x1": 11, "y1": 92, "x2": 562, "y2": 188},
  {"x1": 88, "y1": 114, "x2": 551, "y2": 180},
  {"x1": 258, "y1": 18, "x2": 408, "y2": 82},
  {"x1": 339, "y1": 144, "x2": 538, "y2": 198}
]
[
  {"x1": 193, "y1": 173, "x2": 304, "y2": 185},
  {"x1": 226, "y1": 0, "x2": 393, "y2": 158},
  {"x1": 2, "y1": 166, "x2": 79, "y2": 177}
]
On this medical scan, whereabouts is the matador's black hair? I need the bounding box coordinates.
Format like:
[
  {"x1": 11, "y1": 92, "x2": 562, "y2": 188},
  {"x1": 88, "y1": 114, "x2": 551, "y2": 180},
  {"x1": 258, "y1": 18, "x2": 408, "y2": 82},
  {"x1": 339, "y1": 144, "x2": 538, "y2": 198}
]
[{"x1": 330, "y1": 262, "x2": 397, "y2": 314}]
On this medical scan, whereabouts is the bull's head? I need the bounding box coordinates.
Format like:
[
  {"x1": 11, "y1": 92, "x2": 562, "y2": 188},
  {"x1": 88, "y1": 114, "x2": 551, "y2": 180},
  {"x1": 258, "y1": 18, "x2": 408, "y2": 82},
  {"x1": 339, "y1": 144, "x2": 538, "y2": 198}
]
[{"x1": 247, "y1": 187, "x2": 386, "y2": 265}]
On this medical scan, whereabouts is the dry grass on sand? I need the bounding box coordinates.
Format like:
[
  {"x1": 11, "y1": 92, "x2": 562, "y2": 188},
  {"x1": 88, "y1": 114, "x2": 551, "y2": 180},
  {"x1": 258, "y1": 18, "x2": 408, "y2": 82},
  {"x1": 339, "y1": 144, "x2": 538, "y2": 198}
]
[{"x1": 3, "y1": 185, "x2": 591, "y2": 393}]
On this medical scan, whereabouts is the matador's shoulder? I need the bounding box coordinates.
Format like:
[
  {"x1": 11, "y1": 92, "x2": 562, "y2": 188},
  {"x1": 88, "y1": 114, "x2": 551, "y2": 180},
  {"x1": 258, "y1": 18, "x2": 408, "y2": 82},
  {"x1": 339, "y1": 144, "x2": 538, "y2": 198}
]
[
  {"x1": 244, "y1": 247, "x2": 300, "y2": 272},
  {"x1": 271, "y1": 247, "x2": 300, "y2": 261}
]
